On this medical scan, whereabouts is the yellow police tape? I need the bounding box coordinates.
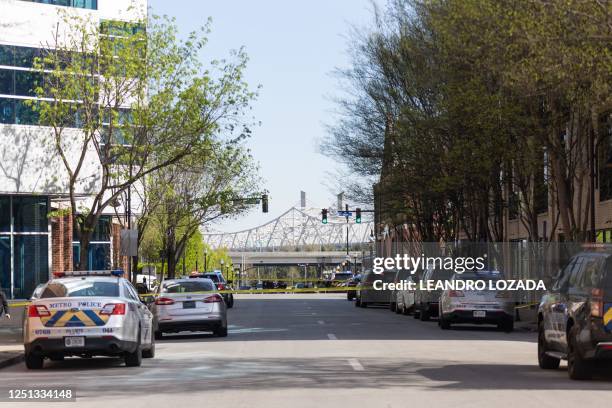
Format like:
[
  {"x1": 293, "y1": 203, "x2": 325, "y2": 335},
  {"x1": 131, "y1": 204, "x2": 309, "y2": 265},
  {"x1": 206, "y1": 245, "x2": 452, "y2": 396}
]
[{"x1": 10, "y1": 290, "x2": 543, "y2": 310}]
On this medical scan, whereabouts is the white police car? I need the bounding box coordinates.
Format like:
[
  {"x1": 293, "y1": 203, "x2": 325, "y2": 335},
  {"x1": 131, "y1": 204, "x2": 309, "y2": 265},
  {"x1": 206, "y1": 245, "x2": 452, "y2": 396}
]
[{"x1": 23, "y1": 270, "x2": 155, "y2": 369}]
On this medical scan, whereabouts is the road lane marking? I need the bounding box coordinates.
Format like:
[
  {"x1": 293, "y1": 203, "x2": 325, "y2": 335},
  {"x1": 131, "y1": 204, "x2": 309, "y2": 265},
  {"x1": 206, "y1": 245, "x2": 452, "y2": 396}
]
[
  {"x1": 327, "y1": 333, "x2": 337, "y2": 340},
  {"x1": 317, "y1": 320, "x2": 325, "y2": 325},
  {"x1": 348, "y1": 358, "x2": 364, "y2": 371}
]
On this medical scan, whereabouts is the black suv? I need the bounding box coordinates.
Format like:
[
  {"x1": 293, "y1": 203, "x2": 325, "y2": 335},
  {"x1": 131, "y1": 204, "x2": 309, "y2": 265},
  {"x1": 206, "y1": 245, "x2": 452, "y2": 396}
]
[
  {"x1": 538, "y1": 249, "x2": 612, "y2": 379},
  {"x1": 189, "y1": 271, "x2": 234, "y2": 308}
]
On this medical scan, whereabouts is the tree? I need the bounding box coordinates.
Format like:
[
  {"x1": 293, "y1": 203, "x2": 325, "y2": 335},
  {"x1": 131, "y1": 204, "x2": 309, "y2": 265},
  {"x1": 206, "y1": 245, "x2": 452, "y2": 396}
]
[
  {"x1": 143, "y1": 142, "x2": 259, "y2": 278},
  {"x1": 31, "y1": 10, "x2": 257, "y2": 269}
]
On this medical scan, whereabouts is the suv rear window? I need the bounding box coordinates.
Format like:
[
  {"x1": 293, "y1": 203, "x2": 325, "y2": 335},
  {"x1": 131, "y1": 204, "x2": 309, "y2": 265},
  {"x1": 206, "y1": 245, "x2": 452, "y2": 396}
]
[{"x1": 41, "y1": 281, "x2": 120, "y2": 298}]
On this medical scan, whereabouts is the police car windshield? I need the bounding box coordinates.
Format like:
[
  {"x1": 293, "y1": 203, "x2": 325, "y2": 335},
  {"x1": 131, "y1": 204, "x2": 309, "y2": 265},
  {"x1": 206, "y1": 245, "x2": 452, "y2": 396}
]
[
  {"x1": 40, "y1": 281, "x2": 120, "y2": 298},
  {"x1": 162, "y1": 281, "x2": 215, "y2": 293}
]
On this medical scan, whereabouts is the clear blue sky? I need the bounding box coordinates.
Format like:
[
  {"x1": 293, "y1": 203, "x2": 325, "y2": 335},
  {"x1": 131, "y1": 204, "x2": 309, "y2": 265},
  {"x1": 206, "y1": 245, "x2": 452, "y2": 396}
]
[{"x1": 149, "y1": 0, "x2": 377, "y2": 232}]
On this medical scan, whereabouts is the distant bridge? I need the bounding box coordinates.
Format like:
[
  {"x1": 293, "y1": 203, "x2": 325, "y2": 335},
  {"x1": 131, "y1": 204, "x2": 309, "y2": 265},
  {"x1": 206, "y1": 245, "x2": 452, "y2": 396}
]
[
  {"x1": 203, "y1": 206, "x2": 374, "y2": 252},
  {"x1": 228, "y1": 251, "x2": 364, "y2": 266}
]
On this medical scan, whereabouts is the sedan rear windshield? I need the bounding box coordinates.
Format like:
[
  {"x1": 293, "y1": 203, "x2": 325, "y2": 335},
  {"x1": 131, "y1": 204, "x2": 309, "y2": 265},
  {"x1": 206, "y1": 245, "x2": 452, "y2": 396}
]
[
  {"x1": 41, "y1": 281, "x2": 120, "y2": 298},
  {"x1": 162, "y1": 281, "x2": 215, "y2": 293}
]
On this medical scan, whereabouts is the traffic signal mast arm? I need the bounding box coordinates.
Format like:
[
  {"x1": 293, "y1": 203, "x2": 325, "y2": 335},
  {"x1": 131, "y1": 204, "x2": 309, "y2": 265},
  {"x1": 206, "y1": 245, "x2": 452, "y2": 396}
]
[{"x1": 232, "y1": 194, "x2": 269, "y2": 213}]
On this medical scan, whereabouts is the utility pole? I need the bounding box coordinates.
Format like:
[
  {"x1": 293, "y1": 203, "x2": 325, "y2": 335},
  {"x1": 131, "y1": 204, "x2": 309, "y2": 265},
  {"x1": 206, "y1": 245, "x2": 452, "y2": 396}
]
[
  {"x1": 590, "y1": 125, "x2": 596, "y2": 242},
  {"x1": 345, "y1": 203, "x2": 349, "y2": 255}
]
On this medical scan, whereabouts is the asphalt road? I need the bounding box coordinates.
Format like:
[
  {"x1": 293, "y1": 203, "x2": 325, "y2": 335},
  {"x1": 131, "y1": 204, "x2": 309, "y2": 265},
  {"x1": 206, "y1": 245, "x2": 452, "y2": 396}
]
[{"x1": 2, "y1": 293, "x2": 612, "y2": 408}]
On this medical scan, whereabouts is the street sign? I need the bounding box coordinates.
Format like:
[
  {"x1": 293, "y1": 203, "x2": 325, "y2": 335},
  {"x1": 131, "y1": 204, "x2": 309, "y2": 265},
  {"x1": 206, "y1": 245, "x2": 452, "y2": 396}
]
[{"x1": 338, "y1": 211, "x2": 353, "y2": 217}]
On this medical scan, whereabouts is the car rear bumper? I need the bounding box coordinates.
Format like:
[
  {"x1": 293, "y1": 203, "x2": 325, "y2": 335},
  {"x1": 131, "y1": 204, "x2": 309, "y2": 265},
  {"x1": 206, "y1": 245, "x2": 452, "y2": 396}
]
[
  {"x1": 442, "y1": 310, "x2": 513, "y2": 324},
  {"x1": 24, "y1": 336, "x2": 138, "y2": 357},
  {"x1": 158, "y1": 318, "x2": 225, "y2": 333},
  {"x1": 595, "y1": 342, "x2": 612, "y2": 359}
]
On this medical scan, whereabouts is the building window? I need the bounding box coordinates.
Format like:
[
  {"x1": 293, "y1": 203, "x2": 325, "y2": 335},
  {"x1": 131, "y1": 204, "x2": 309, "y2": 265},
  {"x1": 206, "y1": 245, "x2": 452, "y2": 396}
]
[
  {"x1": 13, "y1": 235, "x2": 48, "y2": 299},
  {"x1": 0, "y1": 195, "x2": 49, "y2": 299},
  {"x1": 73, "y1": 215, "x2": 112, "y2": 270},
  {"x1": 13, "y1": 196, "x2": 48, "y2": 233},
  {"x1": 0, "y1": 237, "x2": 10, "y2": 296},
  {"x1": 18, "y1": 0, "x2": 97, "y2": 10}
]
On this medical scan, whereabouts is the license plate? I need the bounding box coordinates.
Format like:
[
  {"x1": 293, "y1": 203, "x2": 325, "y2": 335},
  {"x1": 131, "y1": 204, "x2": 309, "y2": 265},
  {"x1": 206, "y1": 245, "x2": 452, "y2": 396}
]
[
  {"x1": 65, "y1": 336, "x2": 85, "y2": 347},
  {"x1": 473, "y1": 310, "x2": 486, "y2": 318},
  {"x1": 183, "y1": 301, "x2": 196, "y2": 309}
]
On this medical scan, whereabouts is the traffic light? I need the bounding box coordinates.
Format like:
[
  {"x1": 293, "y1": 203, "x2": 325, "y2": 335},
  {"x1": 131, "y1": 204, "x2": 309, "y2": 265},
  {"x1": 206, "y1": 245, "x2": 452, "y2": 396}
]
[
  {"x1": 262, "y1": 194, "x2": 269, "y2": 213},
  {"x1": 321, "y1": 208, "x2": 328, "y2": 224},
  {"x1": 355, "y1": 208, "x2": 362, "y2": 224}
]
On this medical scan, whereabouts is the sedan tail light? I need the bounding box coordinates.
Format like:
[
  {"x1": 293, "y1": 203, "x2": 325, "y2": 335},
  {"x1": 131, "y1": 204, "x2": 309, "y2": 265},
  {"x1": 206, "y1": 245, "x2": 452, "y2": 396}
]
[
  {"x1": 591, "y1": 288, "x2": 604, "y2": 318},
  {"x1": 449, "y1": 290, "x2": 464, "y2": 298},
  {"x1": 28, "y1": 304, "x2": 51, "y2": 317},
  {"x1": 204, "y1": 294, "x2": 224, "y2": 303},
  {"x1": 217, "y1": 283, "x2": 226, "y2": 291},
  {"x1": 155, "y1": 297, "x2": 175, "y2": 306},
  {"x1": 100, "y1": 303, "x2": 126, "y2": 315}
]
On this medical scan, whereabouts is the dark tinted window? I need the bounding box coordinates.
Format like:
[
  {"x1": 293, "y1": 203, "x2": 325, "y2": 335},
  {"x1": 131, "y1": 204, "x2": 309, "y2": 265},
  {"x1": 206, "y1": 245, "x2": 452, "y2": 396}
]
[
  {"x1": 15, "y1": 99, "x2": 39, "y2": 125},
  {"x1": 0, "y1": 45, "x2": 14, "y2": 66},
  {"x1": 0, "y1": 197, "x2": 9, "y2": 232},
  {"x1": 0, "y1": 69, "x2": 13, "y2": 94},
  {"x1": 12, "y1": 196, "x2": 48, "y2": 232},
  {"x1": 41, "y1": 281, "x2": 119, "y2": 298},
  {"x1": 0, "y1": 98, "x2": 15, "y2": 124},
  {"x1": 202, "y1": 274, "x2": 223, "y2": 283},
  {"x1": 162, "y1": 280, "x2": 215, "y2": 293},
  {"x1": 13, "y1": 235, "x2": 48, "y2": 299}
]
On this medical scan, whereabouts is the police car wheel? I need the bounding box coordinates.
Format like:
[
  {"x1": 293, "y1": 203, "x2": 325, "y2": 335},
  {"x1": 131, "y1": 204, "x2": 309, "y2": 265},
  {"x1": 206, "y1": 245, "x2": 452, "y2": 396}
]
[
  {"x1": 25, "y1": 352, "x2": 44, "y2": 369},
  {"x1": 568, "y1": 327, "x2": 591, "y2": 380},
  {"x1": 214, "y1": 326, "x2": 228, "y2": 337},
  {"x1": 143, "y1": 336, "x2": 155, "y2": 359},
  {"x1": 125, "y1": 330, "x2": 143, "y2": 367}
]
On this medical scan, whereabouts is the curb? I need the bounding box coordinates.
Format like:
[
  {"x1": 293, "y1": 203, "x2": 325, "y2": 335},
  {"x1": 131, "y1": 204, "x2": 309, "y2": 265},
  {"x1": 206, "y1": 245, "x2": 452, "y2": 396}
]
[{"x1": 0, "y1": 353, "x2": 24, "y2": 369}]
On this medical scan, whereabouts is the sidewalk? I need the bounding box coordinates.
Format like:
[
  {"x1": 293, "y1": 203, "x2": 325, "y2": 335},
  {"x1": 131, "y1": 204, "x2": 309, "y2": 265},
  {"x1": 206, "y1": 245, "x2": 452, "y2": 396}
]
[{"x1": 0, "y1": 302, "x2": 25, "y2": 369}]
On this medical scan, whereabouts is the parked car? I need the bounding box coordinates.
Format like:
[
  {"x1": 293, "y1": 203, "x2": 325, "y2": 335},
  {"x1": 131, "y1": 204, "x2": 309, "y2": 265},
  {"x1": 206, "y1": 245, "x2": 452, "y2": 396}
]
[
  {"x1": 152, "y1": 278, "x2": 228, "y2": 338},
  {"x1": 355, "y1": 270, "x2": 395, "y2": 308},
  {"x1": 24, "y1": 270, "x2": 155, "y2": 369},
  {"x1": 346, "y1": 274, "x2": 362, "y2": 300},
  {"x1": 414, "y1": 268, "x2": 454, "y2": 321},
  {"x1": 395, "y1": 271, "x2": 419, "y2": 315},
  {"x1": 389, "y1": 269, "x2": 414, "y2": 313},
  {"x1": 438, "y1": 270, "x2": 514, "y2": 332},
  {"x1": 189, "y1": 271, "x2": 233, "y2": 308},
  {"x1": 538, "y1": 248, "x2": 612, "y2": 380}
]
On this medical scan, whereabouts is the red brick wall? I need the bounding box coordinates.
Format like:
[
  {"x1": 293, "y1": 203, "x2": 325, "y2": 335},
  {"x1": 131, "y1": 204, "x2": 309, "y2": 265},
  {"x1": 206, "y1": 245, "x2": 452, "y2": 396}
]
[
  {"x1": 51, "y1": 213, "x2": 73, "y2": 275},
  {"x1": 112, "y1": 223, "x2": 128, "y2": 272}
]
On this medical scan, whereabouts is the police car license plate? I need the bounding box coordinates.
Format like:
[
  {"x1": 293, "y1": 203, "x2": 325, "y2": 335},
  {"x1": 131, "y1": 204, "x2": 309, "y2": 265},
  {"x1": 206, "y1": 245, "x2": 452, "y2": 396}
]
[
  {"x1": 473, "y1": 310, "x2": 486, "y2": 318},
  {"x1": 65, "y1": 336, "x2": 85, "y2": 347}
]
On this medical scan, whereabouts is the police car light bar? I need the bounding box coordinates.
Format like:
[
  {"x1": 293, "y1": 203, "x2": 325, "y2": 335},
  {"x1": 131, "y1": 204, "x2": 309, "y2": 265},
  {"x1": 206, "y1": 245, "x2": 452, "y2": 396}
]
[{"x1": 53, "y1": 270, "x2": 125, "y2": 278}]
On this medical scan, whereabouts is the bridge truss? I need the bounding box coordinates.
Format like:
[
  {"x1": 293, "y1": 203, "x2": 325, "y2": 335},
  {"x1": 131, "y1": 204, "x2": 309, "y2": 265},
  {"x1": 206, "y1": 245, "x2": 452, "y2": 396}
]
[{"x1": 203, "y1": 207, "x2": 374, "y2": 251}]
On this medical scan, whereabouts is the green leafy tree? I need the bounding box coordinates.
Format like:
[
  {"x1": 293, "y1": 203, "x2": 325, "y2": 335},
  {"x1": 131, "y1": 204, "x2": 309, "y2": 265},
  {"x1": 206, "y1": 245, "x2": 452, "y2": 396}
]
[{"x1": 31, "y1": 9, "x2": 257, "y2": 269}]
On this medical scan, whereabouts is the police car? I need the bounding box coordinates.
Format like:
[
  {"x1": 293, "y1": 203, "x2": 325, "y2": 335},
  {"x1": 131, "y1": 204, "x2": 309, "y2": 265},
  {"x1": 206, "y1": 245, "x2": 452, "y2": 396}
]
[{"x1": 23, "y1": 270, "x2": 155, "y2": 369}]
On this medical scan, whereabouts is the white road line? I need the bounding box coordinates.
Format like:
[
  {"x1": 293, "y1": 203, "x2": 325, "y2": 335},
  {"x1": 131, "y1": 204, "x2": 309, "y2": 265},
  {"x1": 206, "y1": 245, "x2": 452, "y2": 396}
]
[
  {"x1": 348, "y1": 358, "x2": 364, "y2": 371},
  {"x1": 317, "y1": 320, "x2": 325, "y2": 325},
  {"x1": 327, "y1": 333, "x2": 337, "y2": 340}
]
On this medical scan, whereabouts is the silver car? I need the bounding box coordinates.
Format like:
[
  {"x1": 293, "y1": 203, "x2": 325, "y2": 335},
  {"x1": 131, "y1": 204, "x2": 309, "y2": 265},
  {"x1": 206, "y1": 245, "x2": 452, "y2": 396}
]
[
  {"x1": 438, "y1": 271, "x2": 514, "y2": 332},
  {"x1": 356, "y1": 270, "x2": 396, "y2": 307},
  {"x1": 394, "y1": 271, "x2": 419, "y2": 315},
  {"x1": 23, "y1": 271, "x2": 155, "y2": 369},
  {"x1": 152, "y1": 278, "x2": 228, "y2": 338},
  {"x1": 414, "y1": 268, "x2": 454, "y2": 321}
]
